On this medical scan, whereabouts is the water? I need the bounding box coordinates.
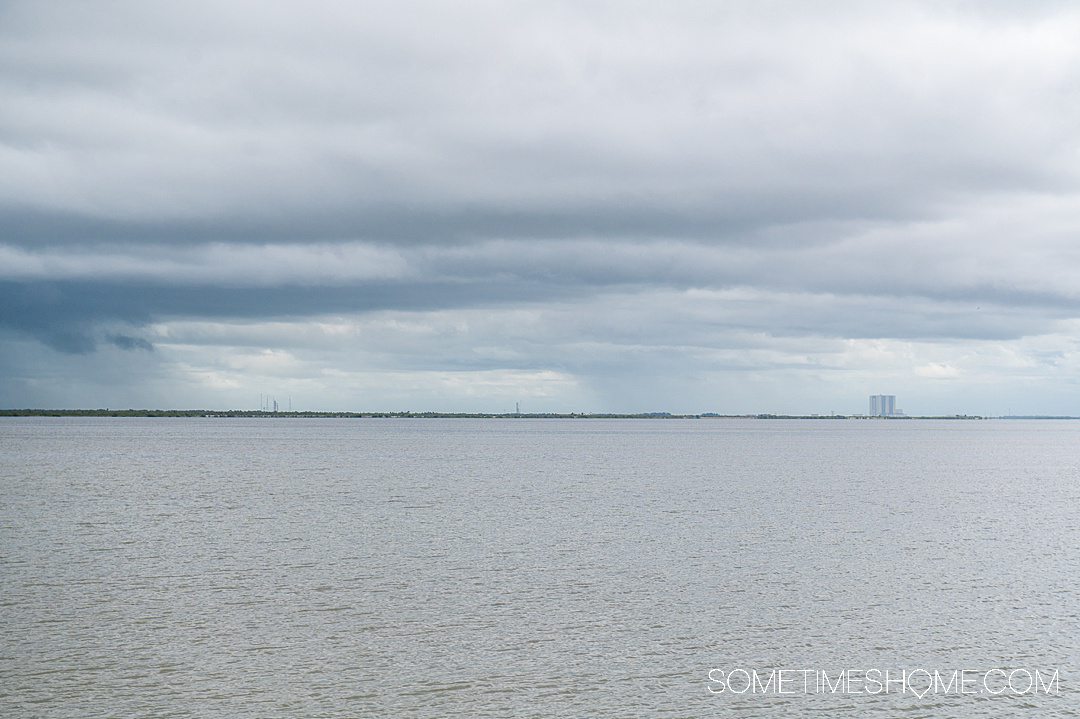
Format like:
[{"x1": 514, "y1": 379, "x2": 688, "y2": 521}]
[{"x1": 1, "y1": 418, "x2": 1078, "y2": 717}]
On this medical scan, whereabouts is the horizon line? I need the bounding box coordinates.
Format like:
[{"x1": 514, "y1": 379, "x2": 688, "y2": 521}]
[{"x1": 4, "y1": 409, "x2": 1075, "y2": 420}]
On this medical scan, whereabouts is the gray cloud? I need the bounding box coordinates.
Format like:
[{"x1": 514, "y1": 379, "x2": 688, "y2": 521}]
[
  {"x1": 3, "y1": 1, "x2": 1080, "y2": 412},
  {"x1": 106, "y1": 334, "x2": 154, "y2": 352}
]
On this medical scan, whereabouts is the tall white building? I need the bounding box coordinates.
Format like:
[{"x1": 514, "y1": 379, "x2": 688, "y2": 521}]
[{"x1": 869, "y1": 394, "x2": 896, "y2": 416}]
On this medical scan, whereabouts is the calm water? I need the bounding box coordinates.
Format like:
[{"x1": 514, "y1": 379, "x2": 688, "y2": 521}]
[{"x1": 1, "y1": 418, "x2": 1078, "y2": 717}]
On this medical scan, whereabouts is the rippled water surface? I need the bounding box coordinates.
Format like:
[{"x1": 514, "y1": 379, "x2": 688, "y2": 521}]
[{"x1": 2, "y1": 418, "x2": 1079, "y2": 717}]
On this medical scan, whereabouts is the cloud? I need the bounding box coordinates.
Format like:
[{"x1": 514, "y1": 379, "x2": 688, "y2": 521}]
[
  {"x1": 0, "y1": 242, "x2": 408, "y2": 284},
  {"x1": 3, "y1": 1, "x2": 1080, "y2": 411},
  {"x1": 4, "y1": 1, "x2": 1079, "y2": 228},
  {"x1": 915, "y1": 363, "x2": 961, "y2": 379},
  {"x1": 106, "y1": 334, "x2": 154, "y2": 352}
]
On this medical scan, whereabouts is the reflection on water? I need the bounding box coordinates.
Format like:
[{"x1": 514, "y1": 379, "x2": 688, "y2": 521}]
[{"x1": 1, "y1": 418, "x2": 1078, "y2": 717}]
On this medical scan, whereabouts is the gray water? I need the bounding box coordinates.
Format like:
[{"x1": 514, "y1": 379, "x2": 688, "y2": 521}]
[{"x1": 1, "y1": 418, "x2": 1078, "y2": 717}]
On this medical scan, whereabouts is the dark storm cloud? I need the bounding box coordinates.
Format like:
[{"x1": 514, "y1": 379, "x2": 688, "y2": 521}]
[
  {"x1": 0, "y1": 201, "x2": 892, "y2": 248},
  {"x1": 0, "y1": 275, "x2": 596, "y2": 352},
  {"x1": 106, "y1": 334, "x2": 153, "y2": 352}
]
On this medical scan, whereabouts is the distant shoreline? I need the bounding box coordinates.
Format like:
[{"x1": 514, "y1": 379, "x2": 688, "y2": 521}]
[{"x1": 3, "y1": 409, "x2": 1068, "y2": 420}]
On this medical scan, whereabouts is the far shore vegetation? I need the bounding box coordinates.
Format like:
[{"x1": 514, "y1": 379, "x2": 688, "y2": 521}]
[{"x1": 0, "y1": 409, "x2": 1028, "y2": 420}]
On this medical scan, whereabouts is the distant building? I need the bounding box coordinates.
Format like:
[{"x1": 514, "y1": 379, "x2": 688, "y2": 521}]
[{"x1": 869, "y1": 394, "x2": 896, "y2": 416}]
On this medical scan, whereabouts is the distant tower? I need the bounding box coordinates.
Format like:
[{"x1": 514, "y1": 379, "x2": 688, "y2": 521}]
[
  {"x1": 869, "y1": 395, "x2": 896, "y2": 416},
  {"x1": 515, "y1": 402, "x2": 520, "y2": 415},
  {"x1": 273, "y1": 398, "x2": 279, "y2": 412}
]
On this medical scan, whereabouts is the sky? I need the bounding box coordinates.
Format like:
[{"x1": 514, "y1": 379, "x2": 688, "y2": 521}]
[{"x1": 3, "y1": 1, "x2": 1080, "y2": 415}]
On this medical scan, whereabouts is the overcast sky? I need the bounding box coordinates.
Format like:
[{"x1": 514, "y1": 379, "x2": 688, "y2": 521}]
[{"x1": 3, "y1": 1, "x2": 1080, "y2": 414}]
